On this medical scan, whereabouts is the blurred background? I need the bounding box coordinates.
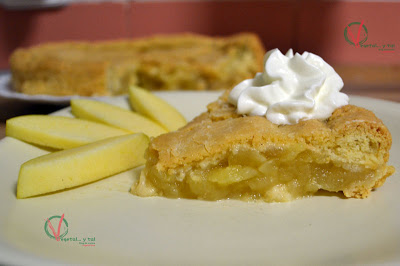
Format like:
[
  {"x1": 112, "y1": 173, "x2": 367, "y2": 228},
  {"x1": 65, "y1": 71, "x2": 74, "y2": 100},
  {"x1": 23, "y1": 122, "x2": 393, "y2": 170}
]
[
  {"x1": 0, "y1": 0, "x2": 399, "y2": 132},
  {"x1": 1, "y1": 0, "x2": 399, "y2": 91}
]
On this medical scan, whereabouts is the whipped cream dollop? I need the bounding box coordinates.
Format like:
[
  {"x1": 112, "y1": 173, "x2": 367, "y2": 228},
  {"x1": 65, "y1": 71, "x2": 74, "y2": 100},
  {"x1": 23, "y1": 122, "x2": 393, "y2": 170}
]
[{"x1": 228, "y1": 49, "x2": 349, "y2": 125}]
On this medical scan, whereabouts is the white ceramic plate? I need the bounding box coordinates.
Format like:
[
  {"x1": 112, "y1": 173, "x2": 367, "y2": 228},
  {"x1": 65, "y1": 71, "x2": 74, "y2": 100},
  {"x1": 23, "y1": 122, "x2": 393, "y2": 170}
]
[
  {"x1": 0, "y1": 73, "x2": 124, "y2": 105},
  {"x1": 0, "y1": 92, "x2": 399, "y2": 265}
]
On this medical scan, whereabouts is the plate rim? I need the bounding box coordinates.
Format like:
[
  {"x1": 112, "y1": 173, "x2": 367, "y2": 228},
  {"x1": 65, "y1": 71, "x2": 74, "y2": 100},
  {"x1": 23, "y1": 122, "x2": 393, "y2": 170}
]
[{"x1": 0, "y1": 92, "x2": 399, "y2": 265}]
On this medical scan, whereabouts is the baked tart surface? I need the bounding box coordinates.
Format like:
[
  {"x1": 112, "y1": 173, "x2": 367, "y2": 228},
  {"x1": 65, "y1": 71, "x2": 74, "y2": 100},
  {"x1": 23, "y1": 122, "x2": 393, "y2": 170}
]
[
  {"x1": 131, "y1": 91, "x2": 395, "y2": 202},
  {"x1": 10, "y1": 33, "x2": 264, "y2": 96}
]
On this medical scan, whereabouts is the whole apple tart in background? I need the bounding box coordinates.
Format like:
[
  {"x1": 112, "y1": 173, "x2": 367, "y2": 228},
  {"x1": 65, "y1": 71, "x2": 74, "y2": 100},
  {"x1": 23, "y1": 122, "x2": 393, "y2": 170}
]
[{"x1": 9, "y1": 33, "x2": 265, "y2": 96}]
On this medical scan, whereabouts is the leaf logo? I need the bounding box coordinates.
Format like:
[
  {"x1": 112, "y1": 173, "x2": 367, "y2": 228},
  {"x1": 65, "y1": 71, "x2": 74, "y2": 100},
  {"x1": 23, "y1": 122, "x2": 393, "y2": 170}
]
[
  {"x1": 344, "y1": 21, "x2": 368, "y2": 47},
  {"x1": 44, "y1": 214, "x2": 68, "y2": 241}
]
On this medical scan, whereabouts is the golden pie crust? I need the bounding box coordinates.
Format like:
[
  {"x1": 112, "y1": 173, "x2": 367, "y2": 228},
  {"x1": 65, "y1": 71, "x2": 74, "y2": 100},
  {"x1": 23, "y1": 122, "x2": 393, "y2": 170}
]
[
  {"x1": 10, "y1": 33, "x2": 264, "y2": 96},
  {"x1": 131, "y1": 91, "x2": 395, "y2": 202}
]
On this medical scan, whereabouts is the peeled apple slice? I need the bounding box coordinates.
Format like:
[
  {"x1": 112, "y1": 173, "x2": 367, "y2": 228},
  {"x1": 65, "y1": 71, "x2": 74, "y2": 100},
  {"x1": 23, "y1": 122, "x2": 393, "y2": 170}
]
[
  {"x1": 129, "y1": 86, "x2": 187, "y2": 131},
  {"x1": 17, "y1": 133, "x2": 149, "y2": 199},
  {"x1": 71, "y1": 99, "x2": 167, "y2": 137},
  {"x1": 6, "y1": 115, "x2": 129, "y2": 149}
]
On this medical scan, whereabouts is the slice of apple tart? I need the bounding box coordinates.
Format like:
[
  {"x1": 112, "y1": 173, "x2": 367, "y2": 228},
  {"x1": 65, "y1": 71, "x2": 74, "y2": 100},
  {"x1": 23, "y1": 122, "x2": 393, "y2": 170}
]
[
  {"x1": 130, "y1": 91, "x2": 394, "y2": 202},
  {"x1": 130, "y1": 49, "x2": 395, "y2": 202}
]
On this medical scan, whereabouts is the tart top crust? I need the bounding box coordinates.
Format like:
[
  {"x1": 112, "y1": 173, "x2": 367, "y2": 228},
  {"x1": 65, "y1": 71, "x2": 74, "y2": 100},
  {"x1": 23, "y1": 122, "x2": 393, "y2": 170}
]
[
  {"x1": 10, "y1": 33, "x2": 265, "y2": 96},
  {"x1": 148, "y1": 91, "x2": 392, "y2": 171}
]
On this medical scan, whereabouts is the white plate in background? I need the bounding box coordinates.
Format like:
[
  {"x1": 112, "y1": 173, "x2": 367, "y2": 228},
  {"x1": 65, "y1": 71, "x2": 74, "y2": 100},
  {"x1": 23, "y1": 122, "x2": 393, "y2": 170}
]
[
  {"x1": 0, "y1": 92, "x2": 399, "y2": 265},
  {"x1": 0, "y1": 73, "x2": 124, "y2": 105}
]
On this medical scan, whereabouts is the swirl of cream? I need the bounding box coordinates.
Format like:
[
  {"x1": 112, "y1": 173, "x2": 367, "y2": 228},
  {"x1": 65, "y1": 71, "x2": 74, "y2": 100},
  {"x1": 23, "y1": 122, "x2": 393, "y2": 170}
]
[{"x1": 228, "y1": 49, "x2": 349, "y2": 125}]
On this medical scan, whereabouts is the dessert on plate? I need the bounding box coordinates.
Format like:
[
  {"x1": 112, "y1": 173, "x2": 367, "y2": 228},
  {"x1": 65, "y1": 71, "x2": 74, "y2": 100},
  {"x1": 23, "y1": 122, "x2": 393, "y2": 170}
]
[
  {"x1": 130, "y1": 49, "x2": 395, "y2": 202},
  {"x1": 10, "y1": 33, "x2": 264, "y2": 96}
]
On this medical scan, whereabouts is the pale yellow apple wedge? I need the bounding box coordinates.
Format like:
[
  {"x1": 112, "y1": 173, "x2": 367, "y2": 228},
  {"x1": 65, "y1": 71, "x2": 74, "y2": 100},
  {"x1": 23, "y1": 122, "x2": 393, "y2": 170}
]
[
  {"x1": 6, "y1": 115, "x2": 129, "y2": 149},
  {"x1": 129, "y1": 86, "x2": 187, "y2": 131},
  {"x1": 17, "y1": 133, "x2": 149, "y2": 199},
  {"x1": 71, "y1": 99, "x2": 167, "y2": 137}
]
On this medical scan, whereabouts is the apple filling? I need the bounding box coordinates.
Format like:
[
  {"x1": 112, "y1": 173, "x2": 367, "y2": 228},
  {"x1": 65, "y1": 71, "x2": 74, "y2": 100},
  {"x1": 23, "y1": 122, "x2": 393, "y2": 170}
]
[{"x1": 132, "y1": 146, "x2": 391, "y2": 202}]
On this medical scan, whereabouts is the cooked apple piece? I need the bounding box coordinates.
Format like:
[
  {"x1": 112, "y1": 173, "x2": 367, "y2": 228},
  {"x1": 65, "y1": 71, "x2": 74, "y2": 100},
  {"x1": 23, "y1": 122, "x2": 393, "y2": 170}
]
[
  {"x1": 258, "y1": 160, "x2": 279, "y2": 177},
  {"x1": 208, "y1": 165, "x2": 259, "y2": 185},
  {"x1": 17, "y1": 133, "x2": 149, "y2": 199},
  {"x1": 129, "y1": 86, "x2": 187, "y2": 131},
  {"x1": 6, "y1": 115, "x2": 129, "y2": 149},
  {"x1": 228, "y1": 149, "x2": 267, "y2": 167},
  {"x1": 71, "y1": 99, "x2": 166, "y2": 137}
]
